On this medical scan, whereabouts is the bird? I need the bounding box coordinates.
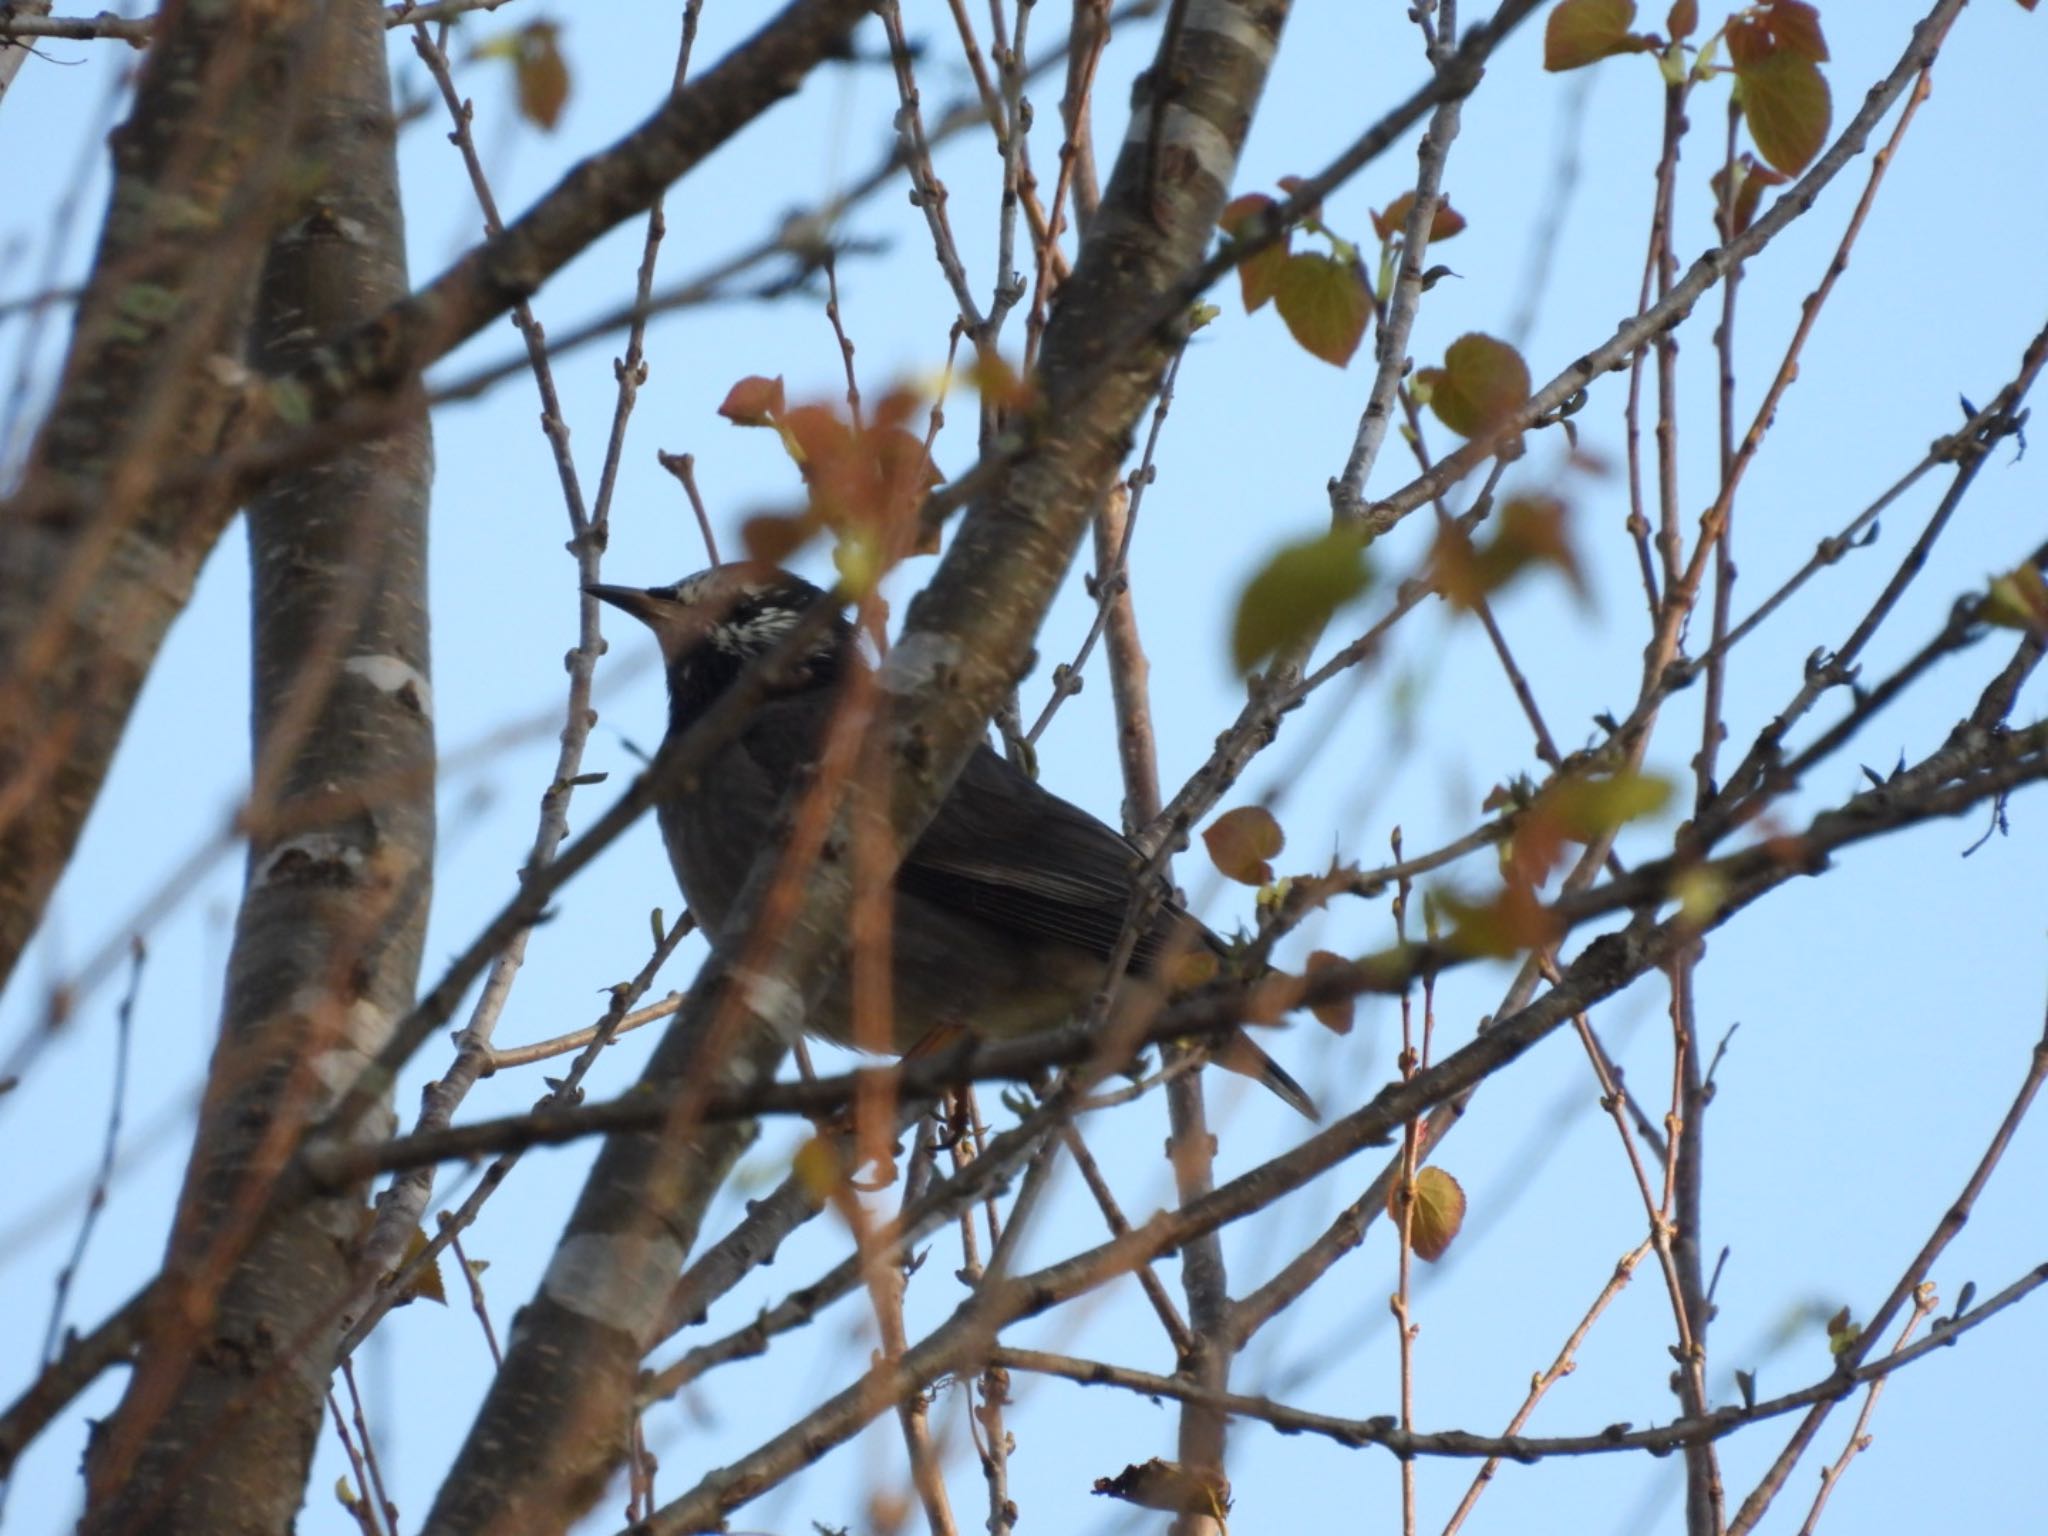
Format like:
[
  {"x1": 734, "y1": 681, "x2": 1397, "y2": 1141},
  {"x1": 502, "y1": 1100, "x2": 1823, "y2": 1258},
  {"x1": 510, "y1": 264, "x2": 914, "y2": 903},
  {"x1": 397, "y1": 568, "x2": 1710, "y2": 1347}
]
[{"x1": 587, "y1": 562, "x2": 1317, "y2": 1120}]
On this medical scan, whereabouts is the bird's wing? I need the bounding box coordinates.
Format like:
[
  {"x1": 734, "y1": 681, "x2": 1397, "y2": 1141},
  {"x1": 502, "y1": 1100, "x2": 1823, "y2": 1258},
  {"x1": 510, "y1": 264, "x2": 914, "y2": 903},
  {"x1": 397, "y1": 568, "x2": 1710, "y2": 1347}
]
[{"x1": 897, "y1": 743, "x2": 1212, "y2": 969}]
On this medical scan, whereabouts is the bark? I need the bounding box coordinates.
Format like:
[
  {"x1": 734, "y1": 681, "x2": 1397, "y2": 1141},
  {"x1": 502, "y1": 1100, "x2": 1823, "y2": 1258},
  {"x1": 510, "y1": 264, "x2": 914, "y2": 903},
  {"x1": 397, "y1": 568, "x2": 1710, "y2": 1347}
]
[
  {"x1": 81, "y1": 5, "x2": 434, "y2": 1532},
  {"x1": 0, "y1": 0, "x2": 871, "y2": 1001},
  {"x1": 0, "y1": 0, "x2": 318, "y2": 996}
]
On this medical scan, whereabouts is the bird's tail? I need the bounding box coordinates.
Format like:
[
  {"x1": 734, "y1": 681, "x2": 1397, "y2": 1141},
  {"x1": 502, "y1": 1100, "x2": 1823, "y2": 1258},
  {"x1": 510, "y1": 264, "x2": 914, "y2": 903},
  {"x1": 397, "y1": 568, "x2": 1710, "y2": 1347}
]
[{"x1": 1215, "y1": 1029, "x2": 1321, "y2": 1121}]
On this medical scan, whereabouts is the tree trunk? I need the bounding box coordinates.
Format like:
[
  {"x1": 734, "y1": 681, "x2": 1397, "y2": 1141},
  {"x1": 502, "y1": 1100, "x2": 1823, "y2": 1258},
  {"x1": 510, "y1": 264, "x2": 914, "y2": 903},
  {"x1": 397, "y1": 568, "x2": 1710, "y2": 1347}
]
[{"x1": 82, "y1": 5, "x2": 434, "y2": 1531}]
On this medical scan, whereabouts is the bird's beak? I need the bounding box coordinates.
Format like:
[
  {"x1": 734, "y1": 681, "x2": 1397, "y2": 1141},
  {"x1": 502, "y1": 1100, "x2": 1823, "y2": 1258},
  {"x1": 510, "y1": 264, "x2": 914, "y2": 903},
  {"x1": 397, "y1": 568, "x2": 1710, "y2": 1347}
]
[{"x1": 584, "y1": 583, "x2": 665, "y2": 628}]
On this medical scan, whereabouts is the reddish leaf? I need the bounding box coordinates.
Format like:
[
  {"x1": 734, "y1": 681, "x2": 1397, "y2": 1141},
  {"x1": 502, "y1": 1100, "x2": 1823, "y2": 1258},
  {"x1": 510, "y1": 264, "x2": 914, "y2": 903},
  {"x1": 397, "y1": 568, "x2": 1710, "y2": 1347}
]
[
  {"x1": 717, "y1": 374, "x2": 785, "y2": 426},
  {"x1": 1709, "y1": 152, "x2": 1791, "y2": 236},
  {"x1": 1725, "y1": 15, "x2": 1768, "y2": 67},
  {"x1": 1736, "y1": 47, "x2": 1831, "y2": 174},
  {"x1": 1370, "y1": 191, "x2": 1467, "y2": 244},
  {"x1": 1222, "y1": 193, "x2": 1291, "y2": 313},
  {"x1": 1544, "y1": 0, "x2": 1641, "y2": 70},
  {"x1": 777, "y1": 403, "x2": 853, "y2": 465},
  {"x1": 1430, "y1": 495, "x2": 1585, "y2": 610},
  {"x1": 1203, "y1": 806, "x2": 1285, "y2": 887},
  {"x1": 1303, "y1": 950, "x2": 1355, "y2": 1034},
  {"x1": 1504, "y1": 494, "x2": 1586, "y2": 599},
  {"x1": 1274, "y1": 173, "x2": 1322, "y2": 225},
  {"x1": 1413, "y1": 332, "x2": 1531, "y2": 439},
  {"x1": 868, "y1": 385, "x2": 923, "y2": 433},
  {"x1": 1667, "y1": 0, "x2": 1699, "y2": 39},
  {"x1": 1273, "y1": 253, "x2": 1370, "y2": 367},
  {"x1": 868, "y1": 425, "x2": 944, "y2": 524},
  {"x1": 1765, "y1": 0, "x2": 1830, "y2": 61},
  {"x1": 740, "y1": 511, "x2": 817, "y2": 565}
]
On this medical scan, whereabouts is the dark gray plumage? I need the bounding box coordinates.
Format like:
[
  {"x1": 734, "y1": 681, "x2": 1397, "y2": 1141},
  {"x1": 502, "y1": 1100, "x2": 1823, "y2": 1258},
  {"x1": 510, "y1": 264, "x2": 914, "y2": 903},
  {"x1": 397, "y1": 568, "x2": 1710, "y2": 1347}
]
[{"x1": 588, "y1": 563, "x2": 1316, "y2": 1119}]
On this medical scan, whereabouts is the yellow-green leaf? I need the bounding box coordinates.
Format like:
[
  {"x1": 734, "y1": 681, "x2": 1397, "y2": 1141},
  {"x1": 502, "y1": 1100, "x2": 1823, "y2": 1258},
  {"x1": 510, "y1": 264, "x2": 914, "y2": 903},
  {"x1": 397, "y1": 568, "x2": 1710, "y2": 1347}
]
[
  {"x1": 1736, "y1": 47, "x2": 1831, "y2": 175},
  {"x1": 1437, "y1": 883, "x2": 1563, "y2": 958},
  {"x1": 1545, "y1": 0, "x2": 1640, "y2": 70},
  {"x1": 392, "y1": 1225, "x2": 447, "y2": 1306},
  {"x1": 793, "y1": 1134, "x2": 846, "y2": 1201},
  {"x1": 1390, "y1": 1165, "x2": 1466, "y2": 1261},
  {"x1": 1304, "y1": 949, "x2": 1355, "y2": 1034},
  {"x1": 1826, "y1": 1304, "x2": 1861, "y2": 1356},
  {"x1": 1093, "y1": 1459, "x2": 1231, "y2": 1518},
  {"x1": 1230, "y1": 527, "x2": 1373, "y2": 673},
  {"x1": 1413, "y1": 332, "x2": 1531, "y2": 439},
  {"x1": 512, "y1": 22, "x2": 569, "y2": 131},
  {"x1": 1547, "y1": 770, "x2": 1674, "y2": 842},
  {"x1": 1273, "y1": 252, "x2": 1370, "y2": 367},
  {"x1": 1204, "y1": 806, "x2": 1285, "y2": 887},
  {"x1": 1983, "y1": 564, "x2": 2048, "y2": 634}
]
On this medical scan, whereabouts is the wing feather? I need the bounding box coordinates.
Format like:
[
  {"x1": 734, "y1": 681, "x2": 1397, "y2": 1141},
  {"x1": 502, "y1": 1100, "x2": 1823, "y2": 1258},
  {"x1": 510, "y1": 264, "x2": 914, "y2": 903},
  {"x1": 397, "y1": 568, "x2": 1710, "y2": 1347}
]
[{"x1": 898, "y1": 744, "x2": 1213, "y2": 969}]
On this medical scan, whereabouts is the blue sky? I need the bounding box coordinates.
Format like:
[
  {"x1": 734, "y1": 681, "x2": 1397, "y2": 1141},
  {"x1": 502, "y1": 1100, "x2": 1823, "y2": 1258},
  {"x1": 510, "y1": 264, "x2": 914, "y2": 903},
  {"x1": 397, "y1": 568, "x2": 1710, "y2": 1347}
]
[{"x1": 3, "y1": 2, "x2": 2045, "y2": 1532}]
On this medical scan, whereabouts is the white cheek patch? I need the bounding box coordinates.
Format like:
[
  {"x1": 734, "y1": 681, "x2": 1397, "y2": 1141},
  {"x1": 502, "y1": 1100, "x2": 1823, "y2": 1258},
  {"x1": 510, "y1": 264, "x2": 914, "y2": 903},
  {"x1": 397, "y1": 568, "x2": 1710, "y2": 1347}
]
[
  {"x1": 343, "y1": 654, "x2": 432, "y2": 719},
  {"x1": 882, "y1": 630, "x2": 962, "y2": 696},
  {"x1": 734, "y1": 607, "x2": 802, "y2": 651},
  {"x1": 543, "y1": 1231, "x2": 687, "y2": 1336}
]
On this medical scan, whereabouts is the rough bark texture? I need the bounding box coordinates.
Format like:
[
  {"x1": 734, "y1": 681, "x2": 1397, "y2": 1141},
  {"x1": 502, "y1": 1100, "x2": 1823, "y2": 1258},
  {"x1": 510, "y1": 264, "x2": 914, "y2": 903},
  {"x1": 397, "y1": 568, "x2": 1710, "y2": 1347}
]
[
  {"x1": 0, "y1": 0, "x2": 870, "y2": 1004},
  {"x1": 81, "y1": 5, "x2": 434, "y2": 1532},
  {"x1": 0, "y1": 0, "x2": 318, "y2": 997}
]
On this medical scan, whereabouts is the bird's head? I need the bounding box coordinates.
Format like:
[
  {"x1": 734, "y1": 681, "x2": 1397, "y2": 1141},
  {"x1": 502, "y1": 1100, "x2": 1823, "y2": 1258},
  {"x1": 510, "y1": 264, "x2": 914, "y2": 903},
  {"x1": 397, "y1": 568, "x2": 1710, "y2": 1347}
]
[{"x1": 586, "y1": 563, "x2": 854, "y2": 724}]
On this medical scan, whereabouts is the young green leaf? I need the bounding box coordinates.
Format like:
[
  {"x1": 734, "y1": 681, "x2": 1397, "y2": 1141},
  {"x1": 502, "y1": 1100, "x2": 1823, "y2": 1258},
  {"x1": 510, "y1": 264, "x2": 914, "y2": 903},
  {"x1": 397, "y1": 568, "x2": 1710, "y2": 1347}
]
[
  {"x1": 1274, "y1": 252, "x2": 1370, "y2": 366},
  {"x1": 1735, "y1": 47, "x2": 1832, "y2": 174},
  {"x1": 1230, "y1": 528, "x2": 1373, "y2": 672},
  {"x1": 1391, "y1": 1165, "x2": 1467, "y2": 1262}
]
